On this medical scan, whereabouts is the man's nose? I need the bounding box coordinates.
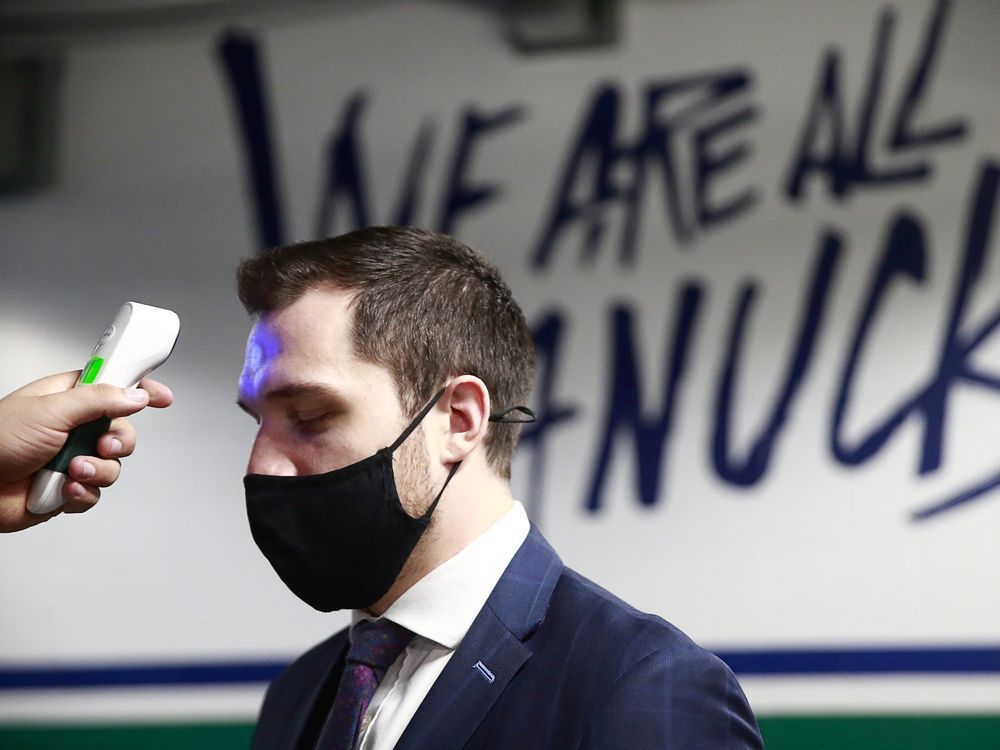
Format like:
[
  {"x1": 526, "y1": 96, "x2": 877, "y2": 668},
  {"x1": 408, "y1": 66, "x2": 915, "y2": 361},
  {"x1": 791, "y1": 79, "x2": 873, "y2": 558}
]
[{"x1": 247, "y1": 431, "x2": 297, "y2": 476}]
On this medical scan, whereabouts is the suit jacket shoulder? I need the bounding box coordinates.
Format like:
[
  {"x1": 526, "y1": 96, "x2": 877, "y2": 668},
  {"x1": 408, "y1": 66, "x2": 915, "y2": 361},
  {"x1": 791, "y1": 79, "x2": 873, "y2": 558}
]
[
  {"x1": 508, "y1": 565, "x2": 763, "y2": 749},
  {"x1": 398, "y1": 528, "x2": 763, "y2": 749}
]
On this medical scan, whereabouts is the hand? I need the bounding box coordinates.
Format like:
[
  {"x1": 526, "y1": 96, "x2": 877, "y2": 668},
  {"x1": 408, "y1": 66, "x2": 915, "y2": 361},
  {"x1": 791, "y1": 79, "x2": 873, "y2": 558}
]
[{"x1": 0, "y1": 372, "x2": 174, "y2": 533}]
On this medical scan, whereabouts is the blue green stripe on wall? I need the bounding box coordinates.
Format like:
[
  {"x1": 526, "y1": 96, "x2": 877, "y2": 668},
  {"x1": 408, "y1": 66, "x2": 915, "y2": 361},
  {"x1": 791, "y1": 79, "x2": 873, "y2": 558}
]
[
  {"x1": 1, "y1": 716, "x2": 999, "y2": 750},
  {"x1": 3, "y1": 646, "x2": 999, "y2": 690},
  {"x1": 760, "y1": 715, "x2": 1000, "y2": 750}
]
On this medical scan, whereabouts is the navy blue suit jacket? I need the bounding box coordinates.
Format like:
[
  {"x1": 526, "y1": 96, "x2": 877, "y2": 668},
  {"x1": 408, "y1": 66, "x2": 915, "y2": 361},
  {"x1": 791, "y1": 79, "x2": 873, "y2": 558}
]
[{"x1": 251, "y1": 527, "x2": 763, "y2": 749}]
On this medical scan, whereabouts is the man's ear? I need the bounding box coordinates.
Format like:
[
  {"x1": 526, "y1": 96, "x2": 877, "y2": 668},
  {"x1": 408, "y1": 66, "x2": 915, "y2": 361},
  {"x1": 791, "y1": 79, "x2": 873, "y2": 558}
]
[{"x1": 438, "y1": 376, "x2": 491, "y2": 464}]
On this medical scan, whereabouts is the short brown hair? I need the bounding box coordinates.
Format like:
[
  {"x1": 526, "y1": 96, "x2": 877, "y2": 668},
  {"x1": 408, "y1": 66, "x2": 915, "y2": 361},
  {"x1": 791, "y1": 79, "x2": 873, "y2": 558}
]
[{"x1": 236, "y1": 226, "x2": 535, "y2": 479}]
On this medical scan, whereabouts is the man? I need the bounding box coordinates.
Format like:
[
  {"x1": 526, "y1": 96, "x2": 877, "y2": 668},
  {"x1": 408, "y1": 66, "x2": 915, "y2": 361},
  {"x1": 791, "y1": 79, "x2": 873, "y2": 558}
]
[
  {"x1": 0, "y1": 373, "x2": 173, "y2": 532},
  {"x1": 236, "y1": 226, "x2": 762, "y2": 749}
]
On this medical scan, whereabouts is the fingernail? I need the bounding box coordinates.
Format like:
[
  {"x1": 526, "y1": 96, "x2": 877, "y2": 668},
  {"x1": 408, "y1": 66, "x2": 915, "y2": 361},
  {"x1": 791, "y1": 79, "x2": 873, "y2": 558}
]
[
  {"x1": 78, "y1": 461, "x2": 96, "y2": 478},
  {"x1": 109, "y1": 438, "x2": 123, "y2": 454},
  {"x1": 126, "y1": 388, "x2": 149, "y2": 402}
]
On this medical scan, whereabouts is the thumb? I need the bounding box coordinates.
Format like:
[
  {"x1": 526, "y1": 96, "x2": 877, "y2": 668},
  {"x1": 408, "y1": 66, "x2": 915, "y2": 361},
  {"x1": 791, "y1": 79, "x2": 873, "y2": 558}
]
[{"x1": 39, "y1": 383, "x2": 150, "y2": 430}]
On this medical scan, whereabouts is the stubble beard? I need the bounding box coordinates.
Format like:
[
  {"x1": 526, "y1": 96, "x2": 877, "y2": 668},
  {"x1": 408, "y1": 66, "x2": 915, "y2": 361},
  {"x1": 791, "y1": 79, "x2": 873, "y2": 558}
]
[{"x1": 392, "y1": 424, "x2": 439, "y2": 579}]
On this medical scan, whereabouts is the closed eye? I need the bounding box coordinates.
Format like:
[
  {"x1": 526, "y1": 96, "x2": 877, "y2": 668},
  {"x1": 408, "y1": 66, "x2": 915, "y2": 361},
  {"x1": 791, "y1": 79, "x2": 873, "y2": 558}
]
[{"x1": 294, "y1": 413, "x2": 333, "y2": 433}]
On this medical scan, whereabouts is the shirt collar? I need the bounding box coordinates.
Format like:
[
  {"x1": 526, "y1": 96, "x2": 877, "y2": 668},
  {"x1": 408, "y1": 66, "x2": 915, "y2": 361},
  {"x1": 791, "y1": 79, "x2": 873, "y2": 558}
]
[{"x1": 351, "y1": 501, "x2": 530, "y2": 649}]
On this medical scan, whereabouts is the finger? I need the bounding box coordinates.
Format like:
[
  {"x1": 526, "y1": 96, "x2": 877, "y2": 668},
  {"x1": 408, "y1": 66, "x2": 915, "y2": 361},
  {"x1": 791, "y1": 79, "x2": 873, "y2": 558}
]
[
  {"x1": 40, "y1": 382, "x2": 150, "y2": 430},
  {"x1": 98, "y1": 418, "x2": 135, "y2": 458},
  {"x1": 61, "y1": 480, "x2": 100, "y2": 513},
  {"x1": 68, "y1": 455, "x2": 121, "y2": 488},
  {"x1": 5, "y1": 371, "x2": 81, "y2": 399},
  {"x1": 7, "y1": 373, "x2": 173, "y2": 410},
  {"x1": 137, "y1": 378, "x2": 174, "y2": 409}
]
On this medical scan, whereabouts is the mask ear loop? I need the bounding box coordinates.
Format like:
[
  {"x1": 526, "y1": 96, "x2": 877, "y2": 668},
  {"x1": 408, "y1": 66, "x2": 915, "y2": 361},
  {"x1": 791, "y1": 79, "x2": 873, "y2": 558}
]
[
  {"x1": 488, "y1": 405, "x2": 537, "y2": 424},
  {"x1": 388, "y1": 386, "x2": 448, "y2": 453},
  {"x1": 396, "y1": 389, "x2": 536, "y2": 524},
  {"x1": 390, "y1": 390, "x2": 536, "y2": 451},
  {"x1": 387, "y1": 386, "x2": 451, "y2": 524},
  {"x1": 419, "y1": 460, "x2": 461, "y2": 523}
]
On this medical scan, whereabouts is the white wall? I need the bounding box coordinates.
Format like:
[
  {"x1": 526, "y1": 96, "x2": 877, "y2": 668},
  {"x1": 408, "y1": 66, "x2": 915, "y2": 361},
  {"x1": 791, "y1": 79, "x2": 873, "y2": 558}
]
[{"x1": 1, "y1": 0, "x2": 998, "y2": 721}]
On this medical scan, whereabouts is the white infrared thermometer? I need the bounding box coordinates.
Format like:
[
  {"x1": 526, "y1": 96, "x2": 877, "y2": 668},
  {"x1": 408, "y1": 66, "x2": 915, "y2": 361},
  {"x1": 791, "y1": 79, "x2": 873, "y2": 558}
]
[{"x1": 26, "y1": 302, "x2": 180, "y2": 515}]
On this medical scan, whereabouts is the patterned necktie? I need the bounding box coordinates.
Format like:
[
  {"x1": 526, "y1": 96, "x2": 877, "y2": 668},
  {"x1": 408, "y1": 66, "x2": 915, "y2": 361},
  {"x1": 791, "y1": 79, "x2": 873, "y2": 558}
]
[{"x1": 316, "y1": 618, "x2": 415, "y2": 750}]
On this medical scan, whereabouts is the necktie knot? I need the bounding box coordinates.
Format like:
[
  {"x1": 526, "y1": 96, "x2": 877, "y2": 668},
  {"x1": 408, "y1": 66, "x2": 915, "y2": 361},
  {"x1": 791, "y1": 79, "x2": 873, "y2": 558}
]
[{"x1": 346, "y1": 618, "x2": 414, "y2": 677}]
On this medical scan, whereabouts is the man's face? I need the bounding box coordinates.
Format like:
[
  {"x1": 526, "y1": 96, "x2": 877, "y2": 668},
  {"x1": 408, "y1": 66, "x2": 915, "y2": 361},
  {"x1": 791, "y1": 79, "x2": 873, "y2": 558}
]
[{"x1": 237, "y1": 286, "x2": 428, "y2": 494}]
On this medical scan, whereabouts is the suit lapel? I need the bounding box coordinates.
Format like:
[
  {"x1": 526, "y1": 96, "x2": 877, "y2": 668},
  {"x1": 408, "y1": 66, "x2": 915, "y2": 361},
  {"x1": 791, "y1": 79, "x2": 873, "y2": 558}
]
[
  {"x1": 287, "y1": 633, "x2": 349, "y2": 750},
  {"x1": 394, "y1": 526, "x2": 563, "y2": 750},
  {"x1": 393, "y1": 605, "x2": 529, "y2": 750}
]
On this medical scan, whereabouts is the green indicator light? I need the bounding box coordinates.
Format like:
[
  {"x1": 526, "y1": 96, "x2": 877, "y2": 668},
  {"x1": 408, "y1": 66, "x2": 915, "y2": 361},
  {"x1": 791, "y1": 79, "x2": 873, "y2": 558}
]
[{"x1": 81, "y1": 357, "x2": 104, "y2": 384}]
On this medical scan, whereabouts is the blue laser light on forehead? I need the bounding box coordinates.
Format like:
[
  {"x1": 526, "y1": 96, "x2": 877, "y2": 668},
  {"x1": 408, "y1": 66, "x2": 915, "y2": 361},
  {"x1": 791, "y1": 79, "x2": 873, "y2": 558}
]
[{"x1": 240, "y1": 324, "x2": 283, "y2": 403}]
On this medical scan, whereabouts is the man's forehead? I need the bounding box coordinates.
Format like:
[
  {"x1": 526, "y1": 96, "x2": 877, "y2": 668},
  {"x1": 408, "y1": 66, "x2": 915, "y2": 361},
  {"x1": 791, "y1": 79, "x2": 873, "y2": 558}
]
[
  {"x1": 249, "y1": 288, "x2": 355, "y2": 355},
  {"x1": 239, "y1": 323, "x2": 278, "y2": 403},
  {"x1": 277, "y1": 285, "x2": 357, "y2": 321},
  {"x1": 238, "y1": 288, "x2": 372, "y2": 403},
  {"x1": 244, "y1": 319, "x2": 283, "y2": 366}
]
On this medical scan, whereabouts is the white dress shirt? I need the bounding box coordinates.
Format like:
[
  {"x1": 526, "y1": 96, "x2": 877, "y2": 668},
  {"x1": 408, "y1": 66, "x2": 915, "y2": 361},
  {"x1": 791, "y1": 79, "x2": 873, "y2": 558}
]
[{"x1": 350, "y1": 501, "x2": 530, "y2": 750}]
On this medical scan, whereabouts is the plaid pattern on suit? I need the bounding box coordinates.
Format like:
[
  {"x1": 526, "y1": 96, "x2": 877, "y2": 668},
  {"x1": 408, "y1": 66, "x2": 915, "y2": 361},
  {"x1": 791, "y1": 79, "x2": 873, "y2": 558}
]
[{"x1": 251, "y1": 527, "x2": 763, "y2": 750}]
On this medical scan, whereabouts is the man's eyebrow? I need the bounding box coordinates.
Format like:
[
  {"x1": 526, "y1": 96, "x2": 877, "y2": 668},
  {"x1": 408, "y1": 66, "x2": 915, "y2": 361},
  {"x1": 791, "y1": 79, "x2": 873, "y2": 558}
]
[
  {"x1": 237, "y1": 383, "x2": 344, "y2": 413},
  {"x1": 266, "y1": 383, "x2": 344, "y2": 402}
]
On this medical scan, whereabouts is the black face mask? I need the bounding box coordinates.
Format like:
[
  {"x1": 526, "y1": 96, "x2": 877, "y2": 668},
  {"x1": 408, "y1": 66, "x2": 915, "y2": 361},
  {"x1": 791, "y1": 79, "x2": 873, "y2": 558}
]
[{"x1": 243, "y1": 387, "x2": 535, "y2": 612}]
